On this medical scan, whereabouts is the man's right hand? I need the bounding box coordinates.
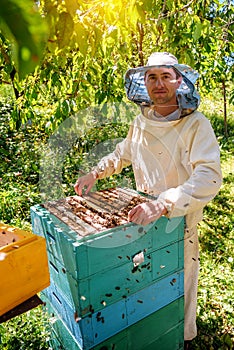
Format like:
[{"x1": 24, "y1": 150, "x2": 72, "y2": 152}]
[{"x1": 74, "y1": 171, "x2": 98, "y2": 196}]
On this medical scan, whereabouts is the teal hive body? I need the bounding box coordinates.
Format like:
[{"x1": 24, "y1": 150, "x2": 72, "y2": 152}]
[
  {"x1": 42, "y1": 295, "x2": 184, "y2": 350},
  {"x1": 41, "y1": 271, "x2": 183, "y2": 348},
  {"x1": 30, "y1": 188, "x2": 185, "y2": 349}
]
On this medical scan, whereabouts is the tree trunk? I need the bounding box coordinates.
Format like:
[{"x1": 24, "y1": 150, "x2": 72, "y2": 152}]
[
  {"x1": 137, "y1": 23, "x2": 144, "y2": 66},
  {"x1": 222, "y1": 79, "x2": 228, "y2": 137}
]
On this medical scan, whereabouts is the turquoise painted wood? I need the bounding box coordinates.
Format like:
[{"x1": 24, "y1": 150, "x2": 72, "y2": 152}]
[
  {"x1": 30, "y1": 205, "x2": 184, "y2": 281},
  {"x1": 47, "y1": 331, "x2": 64, "y2": 350},
  {"x1": 31, "y1": 191, "x2": 185, "y2": 350},
  {"x1": 48, "y1": 325, "x2": 184, "y2": 350},
  {"x1": 41, "y1": 282, "x2": 126, "y2": 348},
  {"x1": 58, "y1": 215, "x2": 184, "y2": 281},
  {"x1": 42, "y1": 294, "x2": 184, "y2": 350},
  {"x1": 47, "y1": 239, "x2": 183, "y2": 317},
  {"x1": 30, "y1": 206, "x2": 74, "y2": 263},
  {"x1": 94, "y1": 322, "x2": 184, "y2": 350},
  {"x1": 41, "y1": 270, "x2": 183, "y2": 348}
]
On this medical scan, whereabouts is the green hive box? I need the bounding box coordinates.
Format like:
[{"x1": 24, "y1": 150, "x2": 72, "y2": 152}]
[
  {"x1": 31, "y1": 189, "x2": 184, "y2": 318},
  {"x1": 31, "y1": 188, "x2": 185, "y2": 349},
  {"x1": 30, "y1": 188, "x2": 185, "y2": 281},
  {"x1": 31, "y1": 188, "x2": 184, "y2": 316},
  {"x1": 41, "y1": 270, "x2": 183, "y2": 348},
  {"x1": 45, "y1": 236, "x2": 184, "y2": 317},
  {"x1": 43, "y1": 295, "x2": 184, "y2": 350}
]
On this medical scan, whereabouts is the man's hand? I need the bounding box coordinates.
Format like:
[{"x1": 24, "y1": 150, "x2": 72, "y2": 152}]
[
  {"x1": 74, "y1": 171, "x2": 98, "y2": 196},
  {"x1": 128, "y1": 200, "x2": 167, "y2": 226}
]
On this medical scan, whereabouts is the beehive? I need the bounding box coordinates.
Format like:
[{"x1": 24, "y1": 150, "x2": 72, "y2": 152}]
[
  {"x1": 41, "y1": 270, "x2": 183, "y2": 349},
  {"x1": 43, "y1": 295, "x2": 184, "y2": 350},
  {"x1": 0, "y1": 222, "x2": 50, "y2": 316},
  {"x1": 30, "y1": 188, "x2": 184, "y2": 349}
]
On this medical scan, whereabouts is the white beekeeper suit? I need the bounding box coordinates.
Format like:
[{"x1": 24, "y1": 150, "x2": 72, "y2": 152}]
[{"x1": 92, "y1": 53, "x2": 222, "y2": 341}]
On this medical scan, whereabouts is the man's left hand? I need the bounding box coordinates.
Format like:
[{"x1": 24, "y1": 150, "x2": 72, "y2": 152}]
[{"x1": 128, "y1": 200, "x2": 167, "y2": 226}]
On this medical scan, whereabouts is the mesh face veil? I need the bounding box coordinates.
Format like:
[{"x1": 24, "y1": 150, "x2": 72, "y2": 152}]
[{"x1": 124, "y1": 52, "x2": 200, "y2": 118}]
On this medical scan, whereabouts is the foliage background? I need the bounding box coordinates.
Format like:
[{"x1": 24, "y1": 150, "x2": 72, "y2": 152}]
[
  {"x1": 0, "y1": 96, "x2": 233, "y2": 350},
  {"x1": 0, "y1": 0, "x2": 233, "y2": 349},
  {"x1": 0, "y1": 0, "x2": 233, "y2": 131}
]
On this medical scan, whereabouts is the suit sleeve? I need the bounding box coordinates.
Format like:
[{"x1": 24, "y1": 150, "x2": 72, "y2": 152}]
[{"x1": 157, "y1": 117, "x2": 222, "y2": 218}]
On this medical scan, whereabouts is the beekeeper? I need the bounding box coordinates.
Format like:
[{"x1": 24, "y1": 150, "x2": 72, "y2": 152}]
[{"x1": 74, "y1": 52, "x2": 222, "y2": 348}]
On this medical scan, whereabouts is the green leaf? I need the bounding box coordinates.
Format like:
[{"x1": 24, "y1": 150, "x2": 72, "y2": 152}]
[
  {"x1": 61, "y1": 99, "x2": 71, "y2": 115},
  {"x1": 221, "y1": 332, "x2": 233, "y2": 347},
  {"x1": 193, "y1": 21, "x2": 203, "y2": 41},
  {"x1": 56, "y1": 11, "x2": 74, "y2": 48},
  {"x1": 0, "y1": 0, "x2": 48, "y2": 79},
  {"x1": 73, "y1": 22, "x2": 89, "y2": 56}
]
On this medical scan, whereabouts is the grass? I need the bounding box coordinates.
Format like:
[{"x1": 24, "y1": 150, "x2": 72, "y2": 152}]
[
  {"x1": 190, "y1": 98, "x2": 234, "y2": 349},
  {"x1": 0, "y1": 308, "x2": 50, "y2": 350},
  {"x1": 193, "y1": 168, "x2": 234, "y2": 349},
  {"x1": 0, "y1": 97, "x2": 233, "y2": 349}
]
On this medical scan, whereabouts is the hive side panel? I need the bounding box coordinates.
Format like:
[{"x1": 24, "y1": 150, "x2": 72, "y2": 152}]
[
  {"x1": 31, "y1": 205, "x2": 63, "y2": 261},
  {"x1": 41, "y1": 283, "x2": 92, "y2": 344},
  {"x1": 126, "y1": 297, "x2": 184, "y2": 349},
  {"x1": 30, "y1": 205, "x2": 47, "y2": 237},
  {"x1": 91, "y1": 297, "x2": 184, "y2": 350},
  {"x1": 150, "y1": 216, "x2": 185, "y2": 247},
  {"x1": 151, "y1": 239, "x2": 184, "y2": 279},
  {"x1": 42, "y1": 293, "x2": 184, "y2": 350},
  {"x1": 42, "y1": 270, "x2": 183, "y2": 347},
  {"x1": 46, "y1": 238, "x2": 184, "y2": 317},
  {"x1": 143, "y1": 322, "x2": 184, "y2": 350},
  {"x1": 81, "y1": 226, "x2": 153, "y2": 279},
  {"x1": 43, "y1": 298, "x2": 83, "y2": 350},
  {"x1": 58, "y1": 236, "x2": 89, "y2": 279},
  {"x1": 47, "y1": 253, "x2": 88, "y2": 311},
  {"x1": 41, "y1": 280, "x2": 128, "y2": 348},
  {"x1": 125, "y1": 271, "x2": 184, "y2": 325},
  {"x1": 0, "y1": 236, "x2": 50, "y2": 315}
]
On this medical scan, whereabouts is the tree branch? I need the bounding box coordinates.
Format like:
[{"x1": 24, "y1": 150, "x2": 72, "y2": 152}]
[{"x1": 137, "y1": 22, "x2": 144, "y2": 66}]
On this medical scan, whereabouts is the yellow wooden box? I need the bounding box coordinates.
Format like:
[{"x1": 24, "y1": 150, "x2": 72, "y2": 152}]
[{"x1": 0, "y1": 222, "x2": 50, "y2": 316}]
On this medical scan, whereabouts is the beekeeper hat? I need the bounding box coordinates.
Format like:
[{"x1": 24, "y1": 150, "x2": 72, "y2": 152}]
[{"x1": 124, "y1": 52, "x2": 200, "y2": 117}]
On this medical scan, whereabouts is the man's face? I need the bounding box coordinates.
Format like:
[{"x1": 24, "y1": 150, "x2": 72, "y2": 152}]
[{"x1": 144, "y1": 67, "x2": 182, "y2": 105}]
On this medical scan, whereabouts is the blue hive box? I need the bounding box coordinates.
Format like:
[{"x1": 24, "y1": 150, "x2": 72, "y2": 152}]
[
  {"x1": 31, "y1": 190, "x2": 184, "y2": 318},
  {"x1": 30, "y1": 188, "x2": 185, "y2": 349},
  {"x1": 42, "y1": 294, "x2": 184, "y2": 350},
  {"x1": 41, "y1": 270, "x2": 183, "y2": 349}
]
